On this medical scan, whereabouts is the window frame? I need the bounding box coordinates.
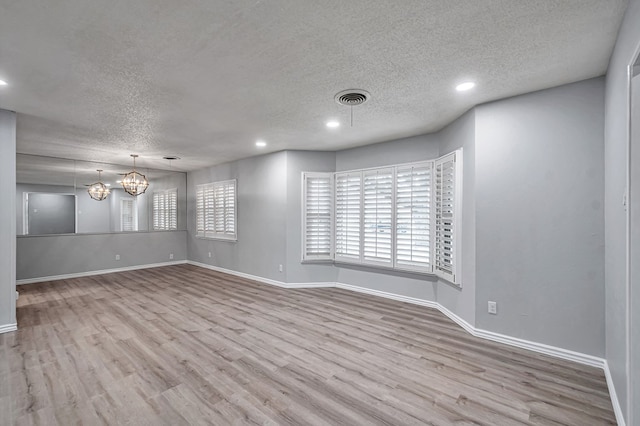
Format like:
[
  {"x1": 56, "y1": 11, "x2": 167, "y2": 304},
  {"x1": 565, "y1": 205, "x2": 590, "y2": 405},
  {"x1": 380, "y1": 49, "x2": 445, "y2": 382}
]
[
  {"x1": 301, "y1": 149, "x2": 462, "y2": 284},
  {"x1": 196, "y1": 179, "x2": 237, "y2": 241}
]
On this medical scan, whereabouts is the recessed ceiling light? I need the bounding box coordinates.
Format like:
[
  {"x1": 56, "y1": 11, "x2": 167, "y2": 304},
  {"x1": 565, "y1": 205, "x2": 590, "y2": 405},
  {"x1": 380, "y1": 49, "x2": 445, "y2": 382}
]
[
  {"x1": 326, "y1": 120, "x2": 340, "y2": 128},
  {"x1": 456, "y1": 82, "x2": 476, "y2": 92},
  {"x1": 256, "y1": 140, "x2": 266, "y2": 147},
  {"x1": 0, "y1": 79, "x2": 7, "y2": 86}
]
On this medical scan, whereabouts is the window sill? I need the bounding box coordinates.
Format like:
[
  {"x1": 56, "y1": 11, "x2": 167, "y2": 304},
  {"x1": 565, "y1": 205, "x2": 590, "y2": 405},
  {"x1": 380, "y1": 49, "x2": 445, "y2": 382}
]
[{"x1": 196, "y1": 236, "x2": 237, "y2": 242}]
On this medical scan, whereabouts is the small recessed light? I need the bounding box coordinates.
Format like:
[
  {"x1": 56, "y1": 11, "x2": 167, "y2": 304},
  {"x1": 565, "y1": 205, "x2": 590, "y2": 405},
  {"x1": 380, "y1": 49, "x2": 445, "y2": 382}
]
[
  {"x1": 105, "y1": 183, "x2": 111, "y2": 187},
  {"x1": 456, "y1": 81, "x2": 476, "y2": 92},
  {"x1": 0, "y1": 79, "x2": 7, "y2": 86},
  {"x1": 256, "y1": 140, "x2": 266, "y2": 147},
  {"x1": 326, "y1": 120, "x2": 340, "y2": 128}
]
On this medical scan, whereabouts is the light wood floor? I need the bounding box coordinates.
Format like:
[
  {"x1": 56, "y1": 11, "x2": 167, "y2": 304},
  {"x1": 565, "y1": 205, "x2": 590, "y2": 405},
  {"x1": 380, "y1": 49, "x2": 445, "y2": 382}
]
[{"x1": 1, "y1": 264, "x2": 615, "y2": 425}]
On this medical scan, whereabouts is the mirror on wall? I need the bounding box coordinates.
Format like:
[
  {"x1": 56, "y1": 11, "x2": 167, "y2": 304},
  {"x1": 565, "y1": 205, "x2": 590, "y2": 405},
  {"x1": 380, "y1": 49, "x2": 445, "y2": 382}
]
[{"x1": 16, "y1": 154, "x2": 187, "y2": 236}]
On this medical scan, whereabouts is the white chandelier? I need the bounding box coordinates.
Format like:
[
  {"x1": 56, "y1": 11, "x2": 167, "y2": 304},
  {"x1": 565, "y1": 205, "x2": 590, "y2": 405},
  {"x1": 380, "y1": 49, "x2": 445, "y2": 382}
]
[
  {"x1": 121, "y1": 154, "x2": 149, "y2": 196},
  {"x1": 87, "y1": 169, "x2": 110, "y2": 201}
]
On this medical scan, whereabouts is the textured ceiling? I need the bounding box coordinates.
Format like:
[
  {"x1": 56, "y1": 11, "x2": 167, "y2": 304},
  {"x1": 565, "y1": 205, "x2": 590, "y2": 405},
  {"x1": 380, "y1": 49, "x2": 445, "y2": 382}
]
[{"x1": 0, "y1": 0, "x2": 628, "y2": 171}]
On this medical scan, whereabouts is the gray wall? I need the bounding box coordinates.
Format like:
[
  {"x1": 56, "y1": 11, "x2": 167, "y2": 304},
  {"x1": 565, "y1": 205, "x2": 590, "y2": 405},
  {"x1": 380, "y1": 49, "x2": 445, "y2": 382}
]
[
  {"x1": 336, "y1": 134, "x2": 439, "y2": 171},
  {"x1": 631, "y1": 72, "x2": 640, "y2": 426},
  {"x1": 475, "y1": 78, "x2": 605, "y2": 356},
  {"x1": 17, "y1": 231, "x2": 187, "y2": 281},
  {"x1": 0, "y1": 109, "x2": 16, "y2": 329},
  {"x1": 604, "y1": 0, "x2": 640, "y2": 420},
  {"x1": 437, "y1": 110, "x2": 476, "y2": 326},
  {"x1": 284, "y1": 151, "x2": 338, "y2": 284},
  {"x1": 187, "y1": 152, "x2": 288, "y2": 282},
  {"x1": 334, "y1": 134, "x2": 441, "y2": 301}
]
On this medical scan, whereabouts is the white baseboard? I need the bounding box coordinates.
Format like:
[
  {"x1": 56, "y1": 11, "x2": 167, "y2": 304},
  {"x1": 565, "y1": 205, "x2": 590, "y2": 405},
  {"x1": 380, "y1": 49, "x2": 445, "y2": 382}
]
[
  {"x1": 188, "y1": 261, "x2": 334, "y2": 289},
  {"x1": 603, "y1": 360, "x2": 627, "y2": 426},
  {"x1": 335, "y1": 282, "x2": 438, "y2": 309},
  {"x1": 287, "y1": 282, "x2": 335, "y2": 289},
  {"x1": 0, "y1": 323, "x2": 17, "y2": 334},
  {"x1": 435, "y1": 303, "x2": 476, "y2": 335},
  {"x1": 471, "y1": 327, "x2": 604, "y2": 369},
  {"x1": 188, "y1": 261, "x2": 289, "y2": 287},
  {"x1": 16, "y1": 260, "x2": 189, "y2": 285}
]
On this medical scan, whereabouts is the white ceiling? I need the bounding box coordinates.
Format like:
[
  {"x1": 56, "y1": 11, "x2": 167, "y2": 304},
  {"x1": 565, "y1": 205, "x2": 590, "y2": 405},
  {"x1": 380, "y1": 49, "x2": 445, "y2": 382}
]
[{"x1": 0, "y1": 0, "x2": 628, "y2": 171}]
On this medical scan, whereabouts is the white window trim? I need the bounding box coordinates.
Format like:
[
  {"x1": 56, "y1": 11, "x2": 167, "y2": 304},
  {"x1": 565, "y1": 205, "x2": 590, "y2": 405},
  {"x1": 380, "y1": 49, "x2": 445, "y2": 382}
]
[
  {"x1": 196, "y1": 179, "x2": 237, "y2": 241},
  {"x1": 301, "y1": 172, "x2": 334, "y2": 261},
  {"x1": 301, "y1": 149, "x2": 462, "y2": 285}
]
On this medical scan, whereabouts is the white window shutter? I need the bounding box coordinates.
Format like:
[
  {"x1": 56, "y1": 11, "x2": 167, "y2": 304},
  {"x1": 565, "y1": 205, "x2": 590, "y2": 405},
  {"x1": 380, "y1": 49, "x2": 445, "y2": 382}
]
[
  {"x1": 395, "y1": 163, "x2": 432, "y2": 272},
  {"x1": 196, "y1": 180, "x2": 237, "y2": 240},
  {"x1": 302, "y1": 173, "x2": 333, "y2": 260},
  {"x1": 335, "y1": 172, "x2": 362, "y2": 261},
  {"x1": 168, "y1": 189, "x2": 177, "y2": 230},
  {"x1": 153, "y1": 189, "x2": 178, "y2": 230},
  {"x1": 363, "y1": 168, "x2": 393, "y2": 265},
  {"x1": 196, "y1": 186, "x2": 205, "y2": 237},
  {"x1": 434, "y1": 150, "x2": 462, "y2": 285},
  {"x1": 121, "y1": 198, "x2": 137, "y2": 232}
]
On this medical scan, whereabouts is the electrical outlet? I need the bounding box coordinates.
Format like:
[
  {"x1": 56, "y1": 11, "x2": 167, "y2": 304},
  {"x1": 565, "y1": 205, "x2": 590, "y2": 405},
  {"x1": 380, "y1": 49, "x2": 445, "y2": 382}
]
[
  {"x1": 488, "y1": 301, "x2": 497, "y2": 315},
  {"x1": 115, "y1": 254, "x2": 120, "y2": 261},
  {"x1": 169, "y1": 253, "x2": 174, "y2": 260},
  {"x1": 208, "y1": 252, "x2": 212, "y2": 258},
  {"x1": 278, "y1": 264, "x2": 283, "y2": 272}
]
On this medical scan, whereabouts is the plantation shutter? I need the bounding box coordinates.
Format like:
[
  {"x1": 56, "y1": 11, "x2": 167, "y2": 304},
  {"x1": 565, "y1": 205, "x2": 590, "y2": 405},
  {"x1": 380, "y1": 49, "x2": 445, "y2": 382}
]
[
  {"x1": 153, "y1": 191, "x2": 165, "y2": 230},
  {"x1": 121, "y1": 198, "x2": 137, "y2": 232},
  {"x1": 196, "y1": 186, "x2": 205, "y2": 237},
  {"x1": 434, "y1": 151, "x2": 460, "y2": 284},
  {"x1": 196, "y1": 180, "x2": 236, "y2": 240},
  {"x1": 335, "y1": 172, "x2": 361, "y2": 261},
  {"x1": 363, "y1": 168, "x2": 393, "y2": 265},
  {"x1": 302, "y1": 173, "x2": 333, "y2": 260},
  {"x1": 395, "y1": 163, "x2": 432, "y2": 272},
  {"x1": 153, "y1": 189, "x2": 177, "y2": 230},
  {"x1": 222, "y1": 181, "x2": 236, "y2": 236},
  {"x1": 168, "y1": 189, "x2": 177, "y2": 230}
]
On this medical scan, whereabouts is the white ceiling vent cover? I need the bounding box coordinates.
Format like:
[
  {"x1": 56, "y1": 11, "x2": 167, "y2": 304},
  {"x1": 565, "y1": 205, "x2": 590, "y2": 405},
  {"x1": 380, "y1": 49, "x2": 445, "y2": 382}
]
[{"x1": 335, "y1": 89, "x2": 370, "y2": 106}]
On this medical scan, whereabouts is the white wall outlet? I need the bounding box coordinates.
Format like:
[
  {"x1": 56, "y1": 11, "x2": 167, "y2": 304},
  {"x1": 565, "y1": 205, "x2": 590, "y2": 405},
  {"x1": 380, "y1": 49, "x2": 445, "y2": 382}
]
[
  {"x1": 488, "y1": 301, "x2": 497, "y2": 315},
  {"x1": 208, "y1": 252, "x2": 212, "y2": 258},
  {"x1": 115, "y1": 254, "x2": 120, "y2": 261},
  {"x1": 169, "y1": 253, "x2": 174, "y2": 260},
  {"x1": 278, "y1": 264, "x2": 283, "y2": 272},
  {"x1": 15, "y1": 291, "x2": 19, "y2": 300}
]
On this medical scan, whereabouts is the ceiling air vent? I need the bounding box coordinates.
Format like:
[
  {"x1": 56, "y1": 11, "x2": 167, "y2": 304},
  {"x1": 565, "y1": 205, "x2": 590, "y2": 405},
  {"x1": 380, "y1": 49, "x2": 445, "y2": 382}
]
[{"x1": 335, "y1": 89, "x2": 370, "y2": 106}]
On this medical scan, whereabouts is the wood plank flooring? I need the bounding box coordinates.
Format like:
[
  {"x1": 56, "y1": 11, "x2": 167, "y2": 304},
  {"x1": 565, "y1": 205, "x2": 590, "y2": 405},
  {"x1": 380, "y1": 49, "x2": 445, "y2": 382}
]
[{"x1": 1, "y1": 264, "x2": 616, "y2": 425}]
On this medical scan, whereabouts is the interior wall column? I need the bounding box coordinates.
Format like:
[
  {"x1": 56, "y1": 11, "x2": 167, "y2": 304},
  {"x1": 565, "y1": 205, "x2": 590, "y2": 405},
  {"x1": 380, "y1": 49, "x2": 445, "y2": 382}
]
[{"x1": 0, "y1": 109, "x2": 17, "y2": 332}]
